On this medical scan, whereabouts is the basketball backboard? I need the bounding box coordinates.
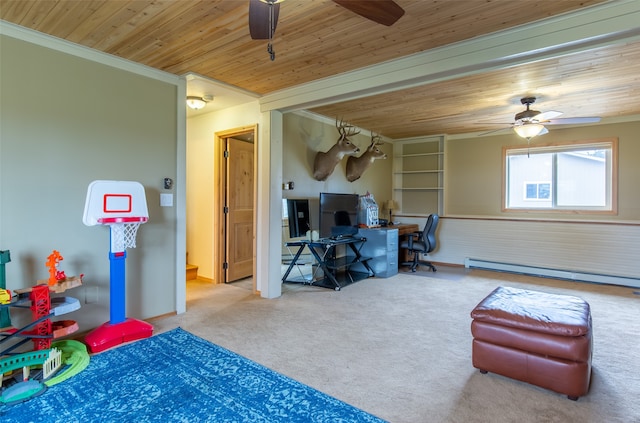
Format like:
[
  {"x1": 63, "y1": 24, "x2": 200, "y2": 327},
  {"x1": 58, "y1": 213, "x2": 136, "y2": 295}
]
[{"x1": 83, "y1": 180, "x2": 149, "y2": 226}]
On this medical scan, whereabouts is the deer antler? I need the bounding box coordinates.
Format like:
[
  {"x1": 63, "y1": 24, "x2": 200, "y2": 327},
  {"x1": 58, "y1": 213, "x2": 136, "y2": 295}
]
[
  {"x1": 312, "y1": 118, "x2": 362, "y2": 181},
  {"x1": 346, "y1": 131, "x2": 387, "y2": 182},
  {"x1": 336, "y1": 117, "x2": 361, "y2": 139},
  {"x1": 370, "y1": 132, "x2": 383, "y2": 146}
]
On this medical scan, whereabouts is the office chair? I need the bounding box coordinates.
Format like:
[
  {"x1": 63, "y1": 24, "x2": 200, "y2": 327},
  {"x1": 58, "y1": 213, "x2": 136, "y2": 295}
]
[
  {"x1": 400, "y1": 214, "x2": 439, "y2": 272},
  {"x1": 334, "y1": 210, "x2": 352, "y2": 226}
]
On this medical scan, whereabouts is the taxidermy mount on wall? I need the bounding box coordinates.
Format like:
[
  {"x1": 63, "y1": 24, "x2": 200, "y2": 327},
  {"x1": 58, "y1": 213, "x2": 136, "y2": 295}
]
[
  {"x1": 313, "y1": 118, "x2": 361, "y2": 181},
  {"x1": 346, "y1": 133, "x2": 387, "y2": 182}
]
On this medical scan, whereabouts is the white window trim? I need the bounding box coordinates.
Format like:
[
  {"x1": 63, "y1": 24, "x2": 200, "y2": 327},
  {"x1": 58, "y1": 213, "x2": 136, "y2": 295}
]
[{"x1": 502, "y1": 138, "x2": 618, "y2": 215}]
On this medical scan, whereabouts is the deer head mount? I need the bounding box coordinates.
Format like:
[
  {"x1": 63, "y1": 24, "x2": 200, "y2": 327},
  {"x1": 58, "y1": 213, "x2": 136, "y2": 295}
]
[
  {"x1": 346, "y1": 133, "x2": 387, "y2": 182},
  {"x1": 313, "y1": 118, "x2": 361, "y2": 181}
]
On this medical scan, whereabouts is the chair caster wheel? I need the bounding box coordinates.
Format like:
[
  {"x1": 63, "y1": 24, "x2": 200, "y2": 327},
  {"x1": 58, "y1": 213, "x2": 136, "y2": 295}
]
[{"x1": 480, "y1": 370, "x2": 488, "y2": 374}]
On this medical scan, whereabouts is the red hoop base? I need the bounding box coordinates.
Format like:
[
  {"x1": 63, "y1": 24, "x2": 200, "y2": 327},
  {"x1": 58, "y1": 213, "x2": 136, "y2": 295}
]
[{"x1": 85, "y1": 318, "x2": 153, "y2": 353}]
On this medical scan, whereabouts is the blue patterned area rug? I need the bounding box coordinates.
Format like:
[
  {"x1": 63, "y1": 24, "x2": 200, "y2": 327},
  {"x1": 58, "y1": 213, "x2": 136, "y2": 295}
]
[{"x1": 0, "y1": 327, "x2": 386, "y2": 422}]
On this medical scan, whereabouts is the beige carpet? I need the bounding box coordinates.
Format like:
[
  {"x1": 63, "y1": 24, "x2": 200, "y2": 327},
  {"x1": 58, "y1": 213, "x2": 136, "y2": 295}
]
[{"x1": 151, "y1": 268, "x2": 640, "y2": 423}]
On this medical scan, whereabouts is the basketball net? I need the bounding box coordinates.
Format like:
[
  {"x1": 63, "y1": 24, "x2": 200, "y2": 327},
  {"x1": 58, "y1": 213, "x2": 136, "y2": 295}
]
[
  {"x1": 109, "y1": 222, "x2": 142, "y2": 253},
  {"x1": 97, "y1": 217, "x2": 148, "y2": 253}
]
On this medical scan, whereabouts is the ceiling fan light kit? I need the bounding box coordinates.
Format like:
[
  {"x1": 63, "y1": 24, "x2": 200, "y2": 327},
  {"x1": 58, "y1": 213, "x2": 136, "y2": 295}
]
[
  {"x1": 481, "y1": 96, "x2": 601, "y2": 141},
  {"x1": 513, "y1": 123, "x2": 545, "y2": 139}
]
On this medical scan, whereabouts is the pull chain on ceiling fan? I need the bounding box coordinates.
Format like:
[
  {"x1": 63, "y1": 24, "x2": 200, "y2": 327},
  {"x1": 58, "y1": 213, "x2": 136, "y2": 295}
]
[{"x1": 248, "y1": 0, "x2": 405, "y2": 60}]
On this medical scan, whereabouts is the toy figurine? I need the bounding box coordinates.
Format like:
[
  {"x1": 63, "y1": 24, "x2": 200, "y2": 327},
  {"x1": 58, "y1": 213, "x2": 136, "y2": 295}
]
[{"x1": 45, "y1": 250, "x2": 63, "y2": 286}]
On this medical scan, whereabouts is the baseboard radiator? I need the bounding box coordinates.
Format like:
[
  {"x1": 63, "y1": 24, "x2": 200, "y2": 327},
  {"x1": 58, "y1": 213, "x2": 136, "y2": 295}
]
[{"x1": 464, "y1": 258, "x2": 640, "y2": 289}]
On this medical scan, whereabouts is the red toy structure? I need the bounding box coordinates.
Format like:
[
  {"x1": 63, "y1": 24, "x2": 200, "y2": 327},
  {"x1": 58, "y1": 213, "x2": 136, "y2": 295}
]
[{"x1": 29, "y1": 285, "x2": 51, "y2": 351}]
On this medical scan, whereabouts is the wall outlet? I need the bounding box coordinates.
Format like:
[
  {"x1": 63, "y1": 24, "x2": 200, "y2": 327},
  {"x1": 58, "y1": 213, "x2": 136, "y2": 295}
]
[{"x1": 85, "y1": 286, "x2": 99, "y2": 304}]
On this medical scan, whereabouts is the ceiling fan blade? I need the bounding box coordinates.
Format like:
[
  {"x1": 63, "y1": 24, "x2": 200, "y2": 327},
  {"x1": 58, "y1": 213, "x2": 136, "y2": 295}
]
[
  {"x1": 533, "y1": 110, "x2": 562, "y2": 122},
  {"x1": 249, "y1": 0, "x2": 280, "y2": 40},
  {"x1": 477, "y1": 126, "x2": 512, "y2": 136},
  {"x1": 332, "y1": 0, "x2": 405, "y2": 26},
  {"x1": 545, "y1": 117, "x2": 602, "y2": 125},
  {"x1": 539, "y1": 126, "x2": 549, "y2": 136}
]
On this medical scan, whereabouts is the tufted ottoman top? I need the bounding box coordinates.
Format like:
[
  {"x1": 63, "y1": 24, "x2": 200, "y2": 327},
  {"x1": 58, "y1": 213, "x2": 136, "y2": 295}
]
[{"x1": 471, "y1": 286, "x2": 591, "y2": 337}]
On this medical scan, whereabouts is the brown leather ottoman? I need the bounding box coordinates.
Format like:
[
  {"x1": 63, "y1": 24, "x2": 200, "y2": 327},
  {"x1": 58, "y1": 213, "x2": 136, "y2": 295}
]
[{"x1": 470, "y1": 286, "x2": 592, "y2": 400}]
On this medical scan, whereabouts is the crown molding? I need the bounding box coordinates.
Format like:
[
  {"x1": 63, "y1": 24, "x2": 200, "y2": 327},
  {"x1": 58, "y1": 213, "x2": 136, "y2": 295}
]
[{"x1": 0, "y1": 20, "x2": 181, "y2": 85}]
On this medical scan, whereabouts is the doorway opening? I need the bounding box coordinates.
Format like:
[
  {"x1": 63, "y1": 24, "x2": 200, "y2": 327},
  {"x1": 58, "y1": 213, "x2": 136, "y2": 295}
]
[{"x1": 214, "y1": 125, "x2": 258, "y2": 290}]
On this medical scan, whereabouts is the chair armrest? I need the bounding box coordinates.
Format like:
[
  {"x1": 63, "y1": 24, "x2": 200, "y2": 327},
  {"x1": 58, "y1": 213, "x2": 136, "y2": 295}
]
[{"x1": 404, "y1": 231, "x2": 423, "y2": 249}]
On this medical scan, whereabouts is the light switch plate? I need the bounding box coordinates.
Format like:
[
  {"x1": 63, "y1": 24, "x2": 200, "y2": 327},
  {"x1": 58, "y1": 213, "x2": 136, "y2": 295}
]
[{"x1": 160, "y1": 193, "x2": 174, "y2": 207}]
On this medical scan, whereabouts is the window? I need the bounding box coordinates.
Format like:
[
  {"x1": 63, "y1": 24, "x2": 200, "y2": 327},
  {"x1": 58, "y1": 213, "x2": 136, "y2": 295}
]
[
  {"x1": 524, "y1": 182, "x2": 551, "y2": 200},
  {"x1": 503, "y1": 138, "x2": 617, "y2": 213}
]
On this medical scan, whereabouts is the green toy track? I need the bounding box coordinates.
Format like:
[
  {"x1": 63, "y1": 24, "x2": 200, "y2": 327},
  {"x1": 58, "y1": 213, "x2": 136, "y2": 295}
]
[{"x1": 45, "y1": 339, "x2": 90, "y2": 386}]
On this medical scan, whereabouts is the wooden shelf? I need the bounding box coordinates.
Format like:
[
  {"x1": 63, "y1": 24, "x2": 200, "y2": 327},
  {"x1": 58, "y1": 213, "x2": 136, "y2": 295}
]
[
  {"x1": 394, "y1": 170, "x2": 443, "y2": 174},
  {"x1": 395, "y1": 152, "x2": 443, "y2": 158},
  {"x1": 393, "y1": 136, "x2": 445, "y2": 215}
]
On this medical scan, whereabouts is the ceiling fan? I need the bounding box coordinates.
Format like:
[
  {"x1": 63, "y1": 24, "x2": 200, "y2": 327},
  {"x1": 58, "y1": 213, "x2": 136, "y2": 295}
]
[
  {"x1": 483, "y1": 97, "x2": 601, "y2": 140},
  {"x1": 249, "y1": 0, "x2": 405, "y2": 60}
]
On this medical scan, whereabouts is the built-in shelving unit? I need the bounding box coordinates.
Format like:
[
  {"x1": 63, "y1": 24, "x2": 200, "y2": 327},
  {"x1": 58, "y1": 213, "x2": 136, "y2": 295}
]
[{"x1": 393, "y1": 136, "x2": 445, "y2": 216}]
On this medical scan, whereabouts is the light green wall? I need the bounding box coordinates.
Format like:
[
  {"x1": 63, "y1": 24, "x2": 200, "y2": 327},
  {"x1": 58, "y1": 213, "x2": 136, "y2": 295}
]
[
  {"x1": 0, "y1": 35, "x2": 181, "y2": 330},
  {"x1": 282, "y1": 113, "x2": 393, "y2": 233},
  {"x1": 445, "y1": 121, "x2": 640, "y2": 221}
]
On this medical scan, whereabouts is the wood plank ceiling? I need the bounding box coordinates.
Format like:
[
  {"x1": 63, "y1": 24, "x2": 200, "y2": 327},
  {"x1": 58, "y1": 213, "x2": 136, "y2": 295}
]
[{"x1": 2, "y1": 0, "x2": 640, "y2": 139}]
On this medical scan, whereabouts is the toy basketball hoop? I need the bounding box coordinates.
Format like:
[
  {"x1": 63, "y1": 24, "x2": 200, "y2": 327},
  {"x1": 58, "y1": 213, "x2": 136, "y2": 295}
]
[
  {"x1": 82, "y1": 180, "x2": 152, "y2": 353},
  {"x1": 83, "y1": 180, "x2": 149, "y2": 253}
]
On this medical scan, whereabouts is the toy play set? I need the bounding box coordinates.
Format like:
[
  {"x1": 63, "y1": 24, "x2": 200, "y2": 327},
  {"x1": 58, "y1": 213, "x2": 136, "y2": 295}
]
[
  {"x1": 1, "y1": 180, "x2": 151, "y2": 404},
  {"x1": 0, "y1": 249, "x2": 88, "y2": 404}
]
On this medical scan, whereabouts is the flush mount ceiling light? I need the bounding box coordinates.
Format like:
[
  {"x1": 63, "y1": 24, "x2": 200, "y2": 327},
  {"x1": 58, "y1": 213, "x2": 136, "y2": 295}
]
[{"x1": 186, "y1": 95, "x2": 213, "y2": 110}]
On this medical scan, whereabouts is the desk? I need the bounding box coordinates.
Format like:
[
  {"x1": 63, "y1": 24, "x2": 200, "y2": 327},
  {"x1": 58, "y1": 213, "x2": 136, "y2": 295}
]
[
  {"x1": 353, "y1": 227, "x2": 399, "y2": 278},
  {"x1": 350, "y1": 224, "x2": 419, "y2": 277},
  {"x1": 387, "y1": 223, "x2": 420, "y2": 237},
  {"x1": 380, "y1": 224, "x2": 420, "y2": 267},
  {"x1": 388, "y1": 224, "x2": 420, "y2": 265},
  {"x1": 282, "y1": 237, "x2": 373, "y2": 291}
]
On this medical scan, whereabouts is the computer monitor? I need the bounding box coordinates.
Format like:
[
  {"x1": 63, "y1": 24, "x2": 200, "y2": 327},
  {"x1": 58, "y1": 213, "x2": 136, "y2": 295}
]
[
  {"x1": 319, "y1": 192, "x2": 359, "y2": 238},
  {"x1": 286, "y1": 199, "x2": 311, "y2": 238}
]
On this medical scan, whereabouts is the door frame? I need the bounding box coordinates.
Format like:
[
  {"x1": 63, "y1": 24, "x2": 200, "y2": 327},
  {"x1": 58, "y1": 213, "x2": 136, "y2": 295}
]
[{"x1": 214, "y1": 125, "x2": 258, "y2": 290}]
